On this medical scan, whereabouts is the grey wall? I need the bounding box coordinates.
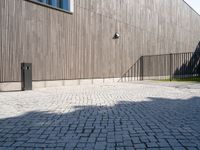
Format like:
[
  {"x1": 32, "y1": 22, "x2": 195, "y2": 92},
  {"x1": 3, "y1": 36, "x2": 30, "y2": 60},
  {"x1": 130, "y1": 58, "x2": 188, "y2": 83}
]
[{"x1": 0, "y1": 0, "x2": 200, "y2": 82}]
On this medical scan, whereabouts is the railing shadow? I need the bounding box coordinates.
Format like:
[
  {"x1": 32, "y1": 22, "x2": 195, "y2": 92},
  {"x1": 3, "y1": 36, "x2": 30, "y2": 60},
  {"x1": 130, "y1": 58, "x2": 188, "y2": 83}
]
[{"x1": 173, "y1": 42, "x2": 200, "y2": 79}]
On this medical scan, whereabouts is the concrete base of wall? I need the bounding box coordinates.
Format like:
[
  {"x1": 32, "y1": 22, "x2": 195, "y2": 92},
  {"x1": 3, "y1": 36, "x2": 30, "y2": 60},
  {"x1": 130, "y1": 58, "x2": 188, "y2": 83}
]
[
  {"x1": 0, "y1": 78, "x2": 121, "y2": 92},
  {"x1": 120, "y1": 75, "x2": 199, "y2": 82},
  {"x1": 143, "y1": 76, "x2": 170, "y2": 80},
  {"x1": 0, "y1": 82, "x2": 22, "y2": 92}
]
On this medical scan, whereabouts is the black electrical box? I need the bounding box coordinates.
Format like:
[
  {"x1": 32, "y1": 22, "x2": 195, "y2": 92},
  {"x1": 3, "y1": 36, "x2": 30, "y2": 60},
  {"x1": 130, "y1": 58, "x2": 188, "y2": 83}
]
[{"x1": 21, "y1": 63, "x2": 32, "y2": 91}]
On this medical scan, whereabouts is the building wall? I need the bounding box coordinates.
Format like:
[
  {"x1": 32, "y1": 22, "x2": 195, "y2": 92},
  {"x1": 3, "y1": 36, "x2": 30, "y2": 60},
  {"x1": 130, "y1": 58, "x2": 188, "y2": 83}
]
[{"x1": 0, "y1": 0, "x2": 200, "y2": 82}]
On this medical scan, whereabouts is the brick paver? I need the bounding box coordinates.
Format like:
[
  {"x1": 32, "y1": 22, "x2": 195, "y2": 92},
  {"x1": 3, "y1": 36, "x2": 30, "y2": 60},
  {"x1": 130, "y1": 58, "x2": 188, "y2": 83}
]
[{"x1": 0, "y1": 82, "x2": 200, "y2": 149}]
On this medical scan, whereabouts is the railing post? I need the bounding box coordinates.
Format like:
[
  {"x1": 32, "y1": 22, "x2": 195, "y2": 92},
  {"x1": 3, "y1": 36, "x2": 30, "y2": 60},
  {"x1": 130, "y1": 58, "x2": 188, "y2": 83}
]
[
  {"x1": 170, "y1": 53, "x2": 173, "y2": 81},
  {"x1": 140, "y1": 56, "x2": 144, "y2": 81}
]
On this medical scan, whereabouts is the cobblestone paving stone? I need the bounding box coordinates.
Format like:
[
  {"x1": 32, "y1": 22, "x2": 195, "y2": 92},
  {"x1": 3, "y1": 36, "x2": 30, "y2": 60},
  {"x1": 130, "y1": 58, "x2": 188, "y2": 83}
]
[{"x1": 0, "y1": 82, "x2": 200, "y2": 150}]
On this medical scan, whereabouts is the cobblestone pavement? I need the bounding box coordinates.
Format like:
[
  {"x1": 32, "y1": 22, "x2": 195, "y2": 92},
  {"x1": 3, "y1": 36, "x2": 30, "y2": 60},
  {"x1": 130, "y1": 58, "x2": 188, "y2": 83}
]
[{"x1": 0, "y1": 82, "x2": 200, "y2": 150}]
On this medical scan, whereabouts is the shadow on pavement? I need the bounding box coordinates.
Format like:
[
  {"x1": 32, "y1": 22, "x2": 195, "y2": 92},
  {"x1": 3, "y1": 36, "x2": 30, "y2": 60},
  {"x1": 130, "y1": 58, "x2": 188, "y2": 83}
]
[{"x1": 0, "y1": 96, "x2": 200, "y2": 149}]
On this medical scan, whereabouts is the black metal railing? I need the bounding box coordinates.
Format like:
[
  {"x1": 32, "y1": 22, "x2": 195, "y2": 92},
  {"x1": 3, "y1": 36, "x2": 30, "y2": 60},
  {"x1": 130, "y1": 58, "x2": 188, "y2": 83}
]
[
  {"x1": 120, "y1": 51, "x2": 200, "y2": 82},
  {"x1": 120, "y1": 57, "x2": 143, "y2": 82}
]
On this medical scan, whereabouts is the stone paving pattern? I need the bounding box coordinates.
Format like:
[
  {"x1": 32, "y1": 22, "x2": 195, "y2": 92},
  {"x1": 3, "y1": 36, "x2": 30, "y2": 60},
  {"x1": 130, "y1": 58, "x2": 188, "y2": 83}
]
[{"x1": 0, "y1": 82, "x2": 200, "y2": 150}]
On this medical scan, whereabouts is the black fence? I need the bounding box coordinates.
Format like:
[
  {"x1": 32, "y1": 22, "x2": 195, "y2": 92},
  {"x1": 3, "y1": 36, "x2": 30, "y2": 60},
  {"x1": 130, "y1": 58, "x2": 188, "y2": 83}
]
[{"x1": 120, "y1": 51, "x2": 200, "y2": 82}]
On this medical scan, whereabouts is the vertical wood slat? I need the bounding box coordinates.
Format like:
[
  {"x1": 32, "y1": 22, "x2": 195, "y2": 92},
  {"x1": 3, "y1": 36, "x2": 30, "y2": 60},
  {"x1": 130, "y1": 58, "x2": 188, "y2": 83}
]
[{"x1": 0, "y1": 0, "x2": 200, "y2": 82}]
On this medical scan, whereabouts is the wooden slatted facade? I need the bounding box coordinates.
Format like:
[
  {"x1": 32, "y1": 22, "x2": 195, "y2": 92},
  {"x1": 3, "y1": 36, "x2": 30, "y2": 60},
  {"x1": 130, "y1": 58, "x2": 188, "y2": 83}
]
[{"x1": 0, "y1": 0, "x2": 200, "y2": 82}]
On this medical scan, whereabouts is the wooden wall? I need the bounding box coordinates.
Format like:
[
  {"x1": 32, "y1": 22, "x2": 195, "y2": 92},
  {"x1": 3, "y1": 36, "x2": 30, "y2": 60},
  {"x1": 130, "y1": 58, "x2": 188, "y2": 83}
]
[{"x1": 0, "y1": 0, "x2": 200, "y2": 82}]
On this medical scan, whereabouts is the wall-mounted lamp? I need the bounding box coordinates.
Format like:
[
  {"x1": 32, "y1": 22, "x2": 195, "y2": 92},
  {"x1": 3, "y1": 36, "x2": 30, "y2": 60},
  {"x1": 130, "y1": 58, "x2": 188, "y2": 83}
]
[{"x1": 113, "y1": 32, "x2": 120, "y2": 39}]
